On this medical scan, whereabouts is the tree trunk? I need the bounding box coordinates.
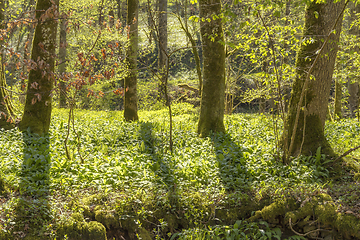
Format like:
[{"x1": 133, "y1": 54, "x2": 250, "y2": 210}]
[
  {"x1": 197, "y1": 0, "x2": 225, "y2": 137},
  {"x1": 283, "y1": 0, "x2": 345, "y2": 159},
  {"x1": 58, "y1": 13, "x2": 67, "y2": 108},
  {"x1": 18, "y1": 0, "x2": 59, "y2": 134},
  {"x1": 334, "y1": 79, "x2": 342, "y2": 120},
  {"x1": 123, "y1": 0, "x2": 139, "y2": 121},
  {"x1": 109, "y1": 9, "x2": 115, "y2": 27},
  {"x1": 20, "y1": 0, "x2": 35, "y2": 104},
  {"x1": 348, "y1": 80, "x2": 359, "y2": 117},
  {"x1": 283, "y1": 0, "x2": 291, "y2": 113},
  {"x1": 0, "y1": 0, "x2": 15, "y2": 130},
  {"x1": 347, "y1": 2, "x2": 360, "y2": 118},
  {"x1": 158, "y1": 0, "x2": 167, "y2": 75},
  {"x1": 117, "y1": 0, "x2": 127, "y2": 23}
]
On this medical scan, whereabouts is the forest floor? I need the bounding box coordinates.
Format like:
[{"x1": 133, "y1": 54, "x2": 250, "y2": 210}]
[{"x1": 0, "y1": 103, "x2": 360, "y2": 239}]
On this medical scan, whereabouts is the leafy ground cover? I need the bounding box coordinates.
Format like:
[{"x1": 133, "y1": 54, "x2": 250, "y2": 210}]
[{"x1": 0, "y1": 103, "x2": 359, "y2": 239}]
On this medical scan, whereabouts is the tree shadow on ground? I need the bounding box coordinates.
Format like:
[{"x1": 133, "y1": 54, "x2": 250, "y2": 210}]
[
  {"x1": 138, "y1": 121, "x2": 176, "y2": 190},
  {"x1": 13, "y1": 132, "x2": 52, "y2": 239},
  {"x1": 211, "y1": 132, "x2": 253, "y2": 192},
  {"x1": 210, "y1": 132, "x2": 260, "y2": 222},
  {"x1": 137, "y1": 123, "x2": 258, "y2": 229}
]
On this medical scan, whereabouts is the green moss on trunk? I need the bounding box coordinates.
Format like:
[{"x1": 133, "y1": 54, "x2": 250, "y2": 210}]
[
  {"x1": 197, "y1": 0, "x2": 226, "y2": 137},
  {"x1": 283, "y1": 0, "x2": 344, "y2": 159},
  {"x1": 124, "y1": 0, "x2": 139, "y2": 121},
  {"x1": 0, "y1": 0, "x2": 15, "y2": 130},
  {"x1": 18, "y1": 0, "x2": 59, "y2": 134}
]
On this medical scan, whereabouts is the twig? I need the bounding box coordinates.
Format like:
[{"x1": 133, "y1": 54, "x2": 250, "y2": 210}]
[
  {"x1": 63, "y1": 30, "x2": 102, "y2": 162},
  {"x1": 289, "y1": 218, "x2": 329, "y2": 238},
  {"x1": 332, "y1": 144, "x2": 360, "y2": 165}
]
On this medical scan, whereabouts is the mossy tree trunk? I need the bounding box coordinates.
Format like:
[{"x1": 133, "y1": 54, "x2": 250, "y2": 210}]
[
  {"x1": 347, "y1": 2, "x2": 360, "y2": 118},
  {"x1": 197, "y1": 0, "x2": 225, "y2": 137},
  {"x1": 123, "y1": 0, "x2": 139, "y2": 121},
  {"x1": 283, "y1": 0, "x2": 345, "y2": 159},
  {"x1": 18, "y1": 0, "x2": 59, "y2": 134},
  {"x1": 0, "y1": 0, "x2": 16, "y2": 130},
  {"x1": 59, "y1": 12, "x2": 67, "y2": 108}
]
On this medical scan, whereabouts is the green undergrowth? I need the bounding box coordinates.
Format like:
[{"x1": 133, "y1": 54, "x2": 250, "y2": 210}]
[{"x1": 0, "y1": 103, "x2": 359, "y2": 239}]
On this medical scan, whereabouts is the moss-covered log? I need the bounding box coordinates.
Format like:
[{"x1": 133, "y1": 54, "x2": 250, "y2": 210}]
[
  {"x1": 18, "y1": 0, "x2": 59, "y2": 134},
  {"x1": 197, "y1": 0, "x2": 225, "y2": 137},
  {"x1": 57, "y1": 213, "x2": 107, "y2": 240},
  {"x1": 283, "y1": 0, "x2": 345, "y2": 159},
  {"x1": 123, "y1": 0, "x2": 139, "y2": 121}
]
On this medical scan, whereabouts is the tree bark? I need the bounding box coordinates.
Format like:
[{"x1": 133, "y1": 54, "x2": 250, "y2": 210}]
[
  {"x1": 58, "y1": 13, "x2": 67, "y2": 108},
  {"x1": 124, "y1": 0, "x2": 139, "y2": 121},
  {"x1": 18, "y1": 0, "x2": 59, "y2": 134},
  {"x1": 283, "y1": 0, "x2": 345, "y2": 158},
  {"x1": 348, "y1": 79, "x2": 359, "y2": 117},
  {"x1": 158, "y1": 0, "x2": 167, "y2": 75},
  {"x1": 0, "y1": 0, "x2": 15, "y2": 130},
  {"x1": 334, "y1": 79, "x2": 342, "y2": 119},
  {"x1": 347, "y1": 2, "x2": 360, "y2": 118},
  {"x1": 197, "y1": 0, "x2": 225, "y2": 137},
  {"x1": 20, "y1": 0, "x2": 36, "y2": 104}
]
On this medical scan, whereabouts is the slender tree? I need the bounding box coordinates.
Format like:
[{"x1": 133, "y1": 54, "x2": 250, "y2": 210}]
[
  {"x1": 0, "y1": 0, "x2": 16, "y2": 130},
  {"x1": 123, "y1": 0, "x2": 139, "y2": 121},
  {"x1": 283, "y1": 0, "x2": 346, "y2": 160},
  {"x1": 18, "y1": 0, "x2": 59, "y2": 134},
  {"x1": 197, "y1": 0, "x2": 225, "y2": 137},
  {"x1": 158, "y1": 0, "x2": 168, "y2": 77},
  {"x1": 347, "y1": 2, "x2": 360, "y2": 118},
  {"x1": 334, "y1": 77, "x2": 342, "y2": 120},
  {"x1": 58, "y1": 11, "x2": 67, "y2": 108}
]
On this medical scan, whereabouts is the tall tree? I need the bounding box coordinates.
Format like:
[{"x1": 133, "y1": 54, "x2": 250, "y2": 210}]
[
  {"x1": 18, "y1": 0, "x2": 59, "y2": 134},
  {"x1": 123, "y1": 0, "x2": 139, "y2": 121},
  {"x1": 283, "y1": 0, "x2": 346, "y2": 160},
  {"x1": 58, "y1": 11, "x2": 67, "y2": 108},
  {"x1": 347, "y1": 1, "x2": 360, "y2": 118},
  {"x1": 0, "y1": 0, "x2": 16, "y2": 130},
  {"x1": 158, "y1": 0, "x2": 168, "y2": 78},
  {"x1": 197, "y1": 0, "x2": 225, "y2": 137}
]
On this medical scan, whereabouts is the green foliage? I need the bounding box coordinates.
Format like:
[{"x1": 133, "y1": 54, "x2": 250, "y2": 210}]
[
  {"x1": 0, "y1": 106, "x2": 360, "y2": 238},
  {"x1": 171, "y1": 220, "x2": 304, "y2": 240}
]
